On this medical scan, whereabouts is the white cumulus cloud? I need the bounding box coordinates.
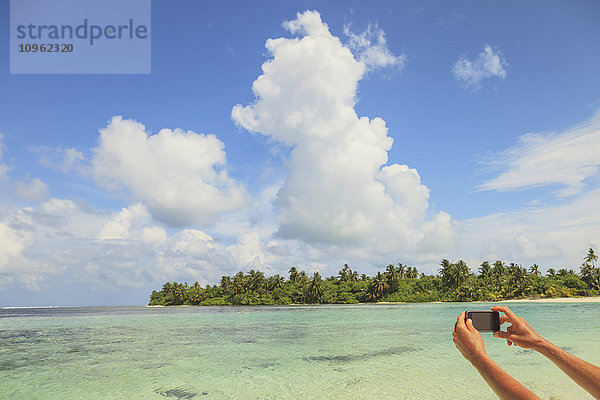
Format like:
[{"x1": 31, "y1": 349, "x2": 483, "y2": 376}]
[
  {"x1": 453, "y1": 44, "x2": 507, "y2": 90},
  {"x1": 98, "y1": 203, "x2": 149, "y2": 240},
  {"x1": 232, "y1": 10, "x2": 452, "y2": 255},
  {"x1": 92, "y1": 116, "x2": 246, "y2": 227},
  {"x1": 172, "y1": 229, "x2": 216, "y2": 256},
  {"x1": 0, "y1": 221, "x2": 32, "y2": 275},
  {"x1": 480, "y1": 111, "x2": 600, "y2": 197},
  {"x1": 141, "y1": 226, "x2": 167, "y2": 246}
]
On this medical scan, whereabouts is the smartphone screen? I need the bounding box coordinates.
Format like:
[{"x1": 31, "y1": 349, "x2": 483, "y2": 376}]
[{"x1": 465, "y1": 311, "x2": 500, "y2": 332}]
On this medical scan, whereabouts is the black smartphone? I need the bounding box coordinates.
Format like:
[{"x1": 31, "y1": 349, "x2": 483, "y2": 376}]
[{"x1": 465, "y1": 310, "x2": 500, "y2": 332}]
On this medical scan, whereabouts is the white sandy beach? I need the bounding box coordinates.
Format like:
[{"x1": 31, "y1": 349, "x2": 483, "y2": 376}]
[{"x1": 499, "y1": 296, "x2": 600, "y2": 303}]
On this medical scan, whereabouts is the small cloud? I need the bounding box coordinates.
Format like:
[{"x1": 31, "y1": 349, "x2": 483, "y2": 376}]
[
  {"x1": 62, "y1": 148, "x2": 85, "y2": 170},
  {"x1": 14, "y1": 178, "x2": 49, "y2": 202},
  {"x1": 453, "y1": 44, "x2": 507, "y2": 90},
  {"x1": 35, "y1": 146, "x2": 87, "y2": 175},
  {"x1": 224, "y1": 40, "x2": 236, "y2": 58},
  {"x1": 525, "y1": 199, "x2": 542, "y2": 206},
  {"x1": 0, "y1": 164, "x2": 9, "y2": 181},
  {"x1": 0, "y1": 139, "x2": 49, "y2": 203},
  {"x1": 0, "y1": 133, "x2": 11, "y2": 181},
  {"x1": 344, "y1": 22, "x2": 406, "y2": 71}
]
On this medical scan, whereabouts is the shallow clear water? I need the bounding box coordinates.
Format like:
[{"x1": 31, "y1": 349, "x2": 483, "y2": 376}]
[{"x1": 1, "y1": 302, "x2": 599, "y2": 399}]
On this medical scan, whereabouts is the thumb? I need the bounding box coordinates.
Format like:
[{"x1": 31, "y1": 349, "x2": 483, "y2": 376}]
[{"x1": 466, "y1": 318, "x2": 476, "y2": 332}]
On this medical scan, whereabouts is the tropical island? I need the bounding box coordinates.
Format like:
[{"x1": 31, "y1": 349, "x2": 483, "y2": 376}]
[{"x1": 149, "y1": 248, "x2": 599, "y2": 306}]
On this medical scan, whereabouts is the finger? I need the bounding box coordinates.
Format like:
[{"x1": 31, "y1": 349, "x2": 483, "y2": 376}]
[
  {"x1": 499, "y1": 315, "x2": 510, "y2": 325},
  {"x1": 493, "y1": 330, "x2": 509, "y2": 340},
  {"x1": 453, "y1": 338, "x2": 460, "y2": 349},
  {"x1": 491, "y1": 306, "x2": 518, "y2": 321},
  {"x1": 455, "y1": 312, "x2": 466, "y2": 331},
  {"x1": 508, "y1": 340, "x2": 512, "y2": 346}
]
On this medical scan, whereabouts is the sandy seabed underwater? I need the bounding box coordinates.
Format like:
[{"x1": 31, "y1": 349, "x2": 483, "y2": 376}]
[{"x1": 1, "y1": 302, "x2": 599, "y2": 399}]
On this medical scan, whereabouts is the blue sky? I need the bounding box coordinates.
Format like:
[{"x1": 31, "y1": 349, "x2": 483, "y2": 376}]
[{"x1": 1, "y1": 0, "x2": 599, "y2": 306}]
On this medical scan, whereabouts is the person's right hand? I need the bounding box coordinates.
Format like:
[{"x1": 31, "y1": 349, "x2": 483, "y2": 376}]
[
  {"x1": 453, "y1": 311, "x2": 488, "y2": 363},
  {"x1": 491, "y1": 306, "x2": 546, "y2": 349}
]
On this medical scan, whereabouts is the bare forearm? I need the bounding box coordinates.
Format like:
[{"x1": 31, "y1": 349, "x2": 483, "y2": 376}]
[
  {"x1": 471, "y1": 356, "x2": 540, "y2": 400},
  {"x1": 536, "y1": 340, "x2": 600, "y2": 399}
]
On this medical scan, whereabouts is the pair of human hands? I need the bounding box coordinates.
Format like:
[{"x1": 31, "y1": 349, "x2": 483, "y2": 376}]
[{"x1": 453, "y1": 306, "x2": 546, "y2": 364}]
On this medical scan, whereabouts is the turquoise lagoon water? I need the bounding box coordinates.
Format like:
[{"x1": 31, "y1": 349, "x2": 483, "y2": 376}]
[{"x1": 1, "y1": 302, "x2": 599, "y2": 399}]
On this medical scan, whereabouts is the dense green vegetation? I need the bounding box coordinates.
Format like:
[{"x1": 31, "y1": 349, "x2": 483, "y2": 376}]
[{"x1": 149, "y1": 248, "x2": 600, "y2": 306}]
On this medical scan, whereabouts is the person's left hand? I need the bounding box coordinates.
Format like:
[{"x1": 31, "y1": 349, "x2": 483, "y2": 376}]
[{"x1": 453, "y1": 312, "x2": 488, "y2": 363}]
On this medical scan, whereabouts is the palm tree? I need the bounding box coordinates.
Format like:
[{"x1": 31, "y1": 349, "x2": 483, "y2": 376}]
[
  {"x1": 220, "y1": 276, "x2": 232, "y2": 292},
  {"x1": 191, "y1": 281, "x2": 202, "y2": 295},
  {"x1": 580, "y1": 248, "x2": 599, "y2": 290},
  {"x1": 439, "y1": 260, "x2": 470, "y2": 289},
  {"x1": 365, "y1": 285, "x2": 378, "y2": 302},
  {"x1": 510, "y1": 266, "x2": 529, "y2": 294},
  {"x1": 507, "y1": 263, "x2": 521, "y2": 276},
  {"x1": 248, "y1": 269, "x2": 265, "y2": 291},
  {"x1": 405, "y1": 266, "x2": 418, "y2": 279},
  {"x1": 438, "y1": 259, "x2": 452, "y2": 278},
  {"x1": 270, "y1": 274, "x2": 285, "y2": 290},
  {"x1": 397, "y1": 263, "x2": 406, "y2": 279},
  {"x1": 232, "y1": 271, "x2": 245, "y2": 294},
  {"x1": 368, "y1": 272, "x2": 388, "y2": 300},
  {"x1": 492, "y1": 261, "x2": 507, "y2": 278},
  {"x1": 174, "y1": 283, "x2": 188, "y2": 304},
  {"x1": 584, "y1": 248, "x2": 598, "y2": 268},
  {"x1": 189, "y1": 283, "x2": 205, "y2": 305},
  {"x1": 386, "y1": 264, "x2": 398, "y2": 291},
  {"x1": 453, "y1": 260, "x2": 471, "y2": 287},
  {"x1": 580, "y1": 263, "x2": 598, "y2": 289},
  {"x1": 289, "y1": 267, "x2": 299, "y2": 283},
  {"x1": 479, "y1": 262, "x2": 492, "y2": 279},
  {"x1": 546, "y1": 268, "x2": 556, "y2": 278},
  {"x1": 298, "y1": 270, "x2": 309, "y2": 284},
  {"x1": 529, "y1": 264, "x2": 541, "y2": 277},
  {"x1": 339, "y1": 264, "x2": 352, "y2": 283},
  {"x1": 162, "y1": 281, "x2": 174, "y2": 297},
  {"x1": 308, "y1": 272, "x2": 323, "y2": 302},
  {"x1": 557, "y1": 268, "x2": 570, "y2": 277}
]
